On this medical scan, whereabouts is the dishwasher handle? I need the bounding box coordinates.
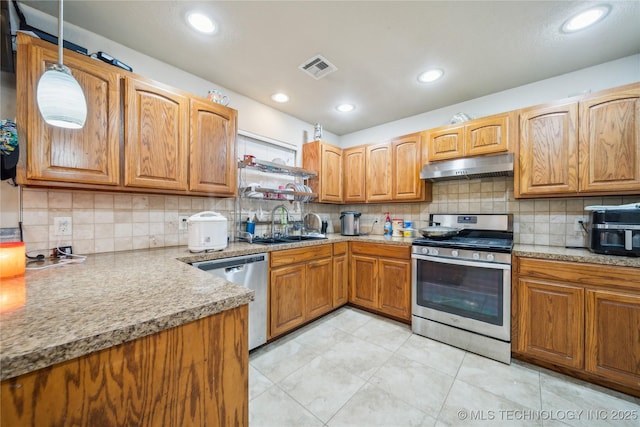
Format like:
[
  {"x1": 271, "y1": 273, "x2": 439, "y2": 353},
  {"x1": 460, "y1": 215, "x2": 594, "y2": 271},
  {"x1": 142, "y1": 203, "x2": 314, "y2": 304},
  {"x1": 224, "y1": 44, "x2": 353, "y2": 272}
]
[
  {"x1": 226, "y1": 265, "x2": 245, "y2": 274},
  {"x1": 193, "y1": 254, "x2": 267, "y2": 272}
]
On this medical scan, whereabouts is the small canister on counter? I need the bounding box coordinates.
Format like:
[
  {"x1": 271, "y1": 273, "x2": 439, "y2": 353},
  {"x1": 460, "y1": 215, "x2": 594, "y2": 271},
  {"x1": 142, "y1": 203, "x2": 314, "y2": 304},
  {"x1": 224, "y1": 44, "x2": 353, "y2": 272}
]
[
  {"x1": 392, "y1": 218, "x2": 404, "y2": 237},
  {"x1": 403, "y1": 221, "x2": 413, "y2": 237}
]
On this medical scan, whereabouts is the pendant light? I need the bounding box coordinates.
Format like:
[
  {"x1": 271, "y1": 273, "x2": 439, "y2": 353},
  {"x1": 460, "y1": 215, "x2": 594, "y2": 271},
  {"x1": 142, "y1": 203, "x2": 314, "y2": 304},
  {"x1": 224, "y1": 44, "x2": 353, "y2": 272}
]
[{"x1": 36, "y1": 0, "x2": 87, "y2": 129}]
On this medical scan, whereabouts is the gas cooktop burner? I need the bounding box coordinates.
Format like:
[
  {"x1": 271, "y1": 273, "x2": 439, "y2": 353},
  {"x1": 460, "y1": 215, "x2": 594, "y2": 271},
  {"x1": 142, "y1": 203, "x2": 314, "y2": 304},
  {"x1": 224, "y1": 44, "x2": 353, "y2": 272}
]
[
  {"x1": 413, "y1": 214, "x2": 514, "y2": 253},
  {"x1": 412, "y1": 235, "x2": 513, "y2": 252}
]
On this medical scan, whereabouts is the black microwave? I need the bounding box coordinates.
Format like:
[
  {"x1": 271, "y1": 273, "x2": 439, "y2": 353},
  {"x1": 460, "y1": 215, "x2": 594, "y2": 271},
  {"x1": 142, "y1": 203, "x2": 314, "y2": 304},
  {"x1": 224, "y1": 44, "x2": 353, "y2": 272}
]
[{"x1": 588, "y1": 209, "x2": 640, "y2": 257}]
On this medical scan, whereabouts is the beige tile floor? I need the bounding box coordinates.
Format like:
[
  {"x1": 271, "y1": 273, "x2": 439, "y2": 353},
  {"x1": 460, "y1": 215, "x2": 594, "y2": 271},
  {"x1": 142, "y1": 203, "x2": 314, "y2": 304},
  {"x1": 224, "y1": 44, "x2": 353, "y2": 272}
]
[{"x1": 249, "y1": 307, "x2": 640, "y2": 427}]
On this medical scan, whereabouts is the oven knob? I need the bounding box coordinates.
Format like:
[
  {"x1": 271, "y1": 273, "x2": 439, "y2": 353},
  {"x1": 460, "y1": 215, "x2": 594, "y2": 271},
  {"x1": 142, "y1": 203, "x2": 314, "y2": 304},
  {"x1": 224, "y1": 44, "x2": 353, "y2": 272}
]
[
  {"x1": 472, "y1": 252, "x2": 480, "y2": 260},
  {"x1": 487, "y1": 254, "x2": 495, "y2": 262},
  {"x1": 421, "y1": 247, "x2": 429, "y2": 255},
  {"x1": 429, "y1": 248, "x2": 439, "y2": 256},
  {"x1": 451, "y1": 250, "x2": 459, "y2": 257}
]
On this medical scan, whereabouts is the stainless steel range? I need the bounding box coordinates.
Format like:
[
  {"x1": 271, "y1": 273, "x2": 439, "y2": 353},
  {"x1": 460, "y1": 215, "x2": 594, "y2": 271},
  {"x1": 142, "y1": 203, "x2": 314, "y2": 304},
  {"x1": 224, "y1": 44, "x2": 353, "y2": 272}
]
[{"x1": 412, "y1": 213, "x2": 513, "y2": 364}]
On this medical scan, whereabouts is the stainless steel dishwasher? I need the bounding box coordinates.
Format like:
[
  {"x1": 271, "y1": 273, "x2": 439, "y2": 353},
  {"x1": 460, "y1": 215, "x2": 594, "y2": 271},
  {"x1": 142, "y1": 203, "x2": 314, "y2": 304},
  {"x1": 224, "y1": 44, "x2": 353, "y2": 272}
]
[{"x1": 192, "y1": 253, "x2": 267, "y2": 350}]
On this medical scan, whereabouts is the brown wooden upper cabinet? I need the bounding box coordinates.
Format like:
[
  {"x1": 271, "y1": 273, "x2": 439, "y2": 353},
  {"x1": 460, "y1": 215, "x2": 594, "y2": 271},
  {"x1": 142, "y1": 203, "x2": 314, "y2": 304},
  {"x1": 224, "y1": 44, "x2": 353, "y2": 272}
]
[
  {"x1": 391, "y1": 133, "x2": 430, "y2": 201},
  {"x1": 515, "y1": 82, "x2": 640, "y2": 198},
  {"x1": 343, "y1": 145, "x2": 367, "y2": 203},
  {"x1": 303, "y1": 141, "x2": 343, "y2": 203},
  {"x1": 426, "y1": 113, "x2": 510, "y2": 162},
  {"x1": 189, "y1": 98, "x2": 237, "y2": 195},
  {"x1": 342, "y1": 134, "x2": 429, "y2": 204},
  {"x1": 124, "y1": 76, "x2": 189, "y2": 191},
  {"x1": 16, "y1": 33, "x2": 121, "y2": 186},
  {"x1": 16, "y1": 34, "x2": 238, "y2": 197},
  {"x1": 366, "y1": 142, "x2": 393, "y2": 202},
  {"x1": 579, "y1": 84, "x2": 640, "y2": 193}
]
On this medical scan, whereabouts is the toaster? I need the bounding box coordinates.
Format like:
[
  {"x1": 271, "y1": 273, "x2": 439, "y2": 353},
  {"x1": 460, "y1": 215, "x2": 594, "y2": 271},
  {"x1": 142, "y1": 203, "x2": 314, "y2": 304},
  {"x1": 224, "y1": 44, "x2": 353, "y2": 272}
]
[{"x1": 187, "y1": 211, "x2": 228, "y2": 252}]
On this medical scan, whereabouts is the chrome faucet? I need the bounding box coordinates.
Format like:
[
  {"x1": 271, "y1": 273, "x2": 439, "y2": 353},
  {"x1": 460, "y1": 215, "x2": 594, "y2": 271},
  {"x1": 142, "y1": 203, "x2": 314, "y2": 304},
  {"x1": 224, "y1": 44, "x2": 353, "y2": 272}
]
[{"x1": 271, "y1": 204, "x2": 290, "y2": 238}]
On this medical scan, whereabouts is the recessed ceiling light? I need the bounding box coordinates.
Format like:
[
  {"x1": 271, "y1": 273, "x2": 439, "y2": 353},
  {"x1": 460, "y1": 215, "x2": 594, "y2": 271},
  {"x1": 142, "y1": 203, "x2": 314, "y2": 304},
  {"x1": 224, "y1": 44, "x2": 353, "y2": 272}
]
[
  {"x1": 562, "y1": 6, "x2": 610, "y2": 33},
  {"x1": 417, "y1": 68, "x2": 444, "y2": 83},
  {"x1": 271, "y1": 93, "x2": 290, "y2": 103},
  {"x1": 336, "y1": 103, "x2": 355, "y2": 113},
  {"x1": 187, "y1": 12, "x2": 216, "y2": 34}
]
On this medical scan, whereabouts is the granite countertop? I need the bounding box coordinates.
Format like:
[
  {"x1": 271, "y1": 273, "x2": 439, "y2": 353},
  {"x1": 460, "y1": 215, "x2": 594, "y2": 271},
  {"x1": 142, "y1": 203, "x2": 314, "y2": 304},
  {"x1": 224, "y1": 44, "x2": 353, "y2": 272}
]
[
  {"x1": 4, "y1": 234, "x2": 632, "y2": 381},
  {"x1": 0, "y1": 234, "x2": 411, "y2": 381},
  {"x1": 513, "y1": 244, "x2": 640, "y2": 268}
]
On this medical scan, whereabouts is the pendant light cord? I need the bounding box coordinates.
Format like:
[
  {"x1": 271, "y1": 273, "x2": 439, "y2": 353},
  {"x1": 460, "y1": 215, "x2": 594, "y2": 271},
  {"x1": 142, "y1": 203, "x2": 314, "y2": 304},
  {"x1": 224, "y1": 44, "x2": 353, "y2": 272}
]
[{"x1": 57, "y1": 0, "x2": 64, "y2": 66}]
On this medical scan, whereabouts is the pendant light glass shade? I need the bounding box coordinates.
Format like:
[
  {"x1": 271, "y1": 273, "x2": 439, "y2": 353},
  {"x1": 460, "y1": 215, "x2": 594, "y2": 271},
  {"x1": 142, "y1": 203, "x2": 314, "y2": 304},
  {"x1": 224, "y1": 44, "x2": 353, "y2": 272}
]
[
  {"x1": 37, "y1": 64, "x2": 87, "y2": 129},
  {"x1": 36, "y1": 0, "x2": 87, "y2": 129}
]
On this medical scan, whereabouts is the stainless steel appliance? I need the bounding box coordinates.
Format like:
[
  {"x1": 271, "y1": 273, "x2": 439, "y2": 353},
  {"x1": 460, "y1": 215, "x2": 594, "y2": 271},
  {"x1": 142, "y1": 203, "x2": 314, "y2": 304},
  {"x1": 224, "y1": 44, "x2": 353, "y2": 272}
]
[
  {"x1": 192, "y1": 253, "x2": 268, "y2": 350},
  {"x1": 588, "y1": 206, "x2": 640, "y2": 257},
  {"x1": 340, "y1": 211, "x2": 361, "y2": 236},
  {"x1": 420, "y1": 153, "x2": 514, "y2": 181},
  {"x1": 412, "y1": 213, "x2": 513, "y2": 364}
]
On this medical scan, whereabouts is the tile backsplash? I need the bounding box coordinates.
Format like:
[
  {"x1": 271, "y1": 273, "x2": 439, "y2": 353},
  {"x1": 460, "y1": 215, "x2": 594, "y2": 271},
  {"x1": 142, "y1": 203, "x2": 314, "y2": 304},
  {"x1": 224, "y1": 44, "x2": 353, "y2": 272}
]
[{"x1": 19, "y1": 179, "x2": 639, "y2": 255}]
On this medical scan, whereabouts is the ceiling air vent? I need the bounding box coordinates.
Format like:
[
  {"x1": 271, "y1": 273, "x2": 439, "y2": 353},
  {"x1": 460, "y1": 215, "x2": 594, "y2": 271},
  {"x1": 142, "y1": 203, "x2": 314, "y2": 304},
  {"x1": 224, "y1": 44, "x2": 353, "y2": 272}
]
[{"x1": 298, "y1": 55, "x2": 337, "y2": 80}]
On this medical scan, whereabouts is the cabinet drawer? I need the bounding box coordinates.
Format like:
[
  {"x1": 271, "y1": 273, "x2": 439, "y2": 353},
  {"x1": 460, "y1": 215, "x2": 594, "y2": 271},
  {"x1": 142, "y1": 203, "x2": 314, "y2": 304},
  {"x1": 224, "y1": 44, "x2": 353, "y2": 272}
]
[
  {"x1": 271, "y1": 245, "x2": 332, "y2": 268},
  {"x1": 517, "y1": 258, "x2": 640, "y2": 291},
  {"x1": 350, "y1": 242, "x2": 410, "y2": 259},
  {"x1": 333, "y1": 242, "x2": 348, "y2": 256}
]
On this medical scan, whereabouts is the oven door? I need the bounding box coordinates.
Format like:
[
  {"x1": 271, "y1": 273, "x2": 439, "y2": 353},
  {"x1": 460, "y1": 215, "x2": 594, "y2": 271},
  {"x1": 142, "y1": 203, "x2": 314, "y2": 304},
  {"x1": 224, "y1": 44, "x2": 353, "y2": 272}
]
[{"x1": 412, "y1": 254, "x2": 511, "y2": 341}]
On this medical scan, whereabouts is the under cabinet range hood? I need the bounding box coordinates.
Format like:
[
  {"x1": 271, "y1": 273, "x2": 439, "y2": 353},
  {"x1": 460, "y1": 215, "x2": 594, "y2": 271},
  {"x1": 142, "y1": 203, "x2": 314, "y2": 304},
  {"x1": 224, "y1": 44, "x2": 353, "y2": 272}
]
[{"x1": 421, "y1": 153, "x2": 514, "y2": 181}]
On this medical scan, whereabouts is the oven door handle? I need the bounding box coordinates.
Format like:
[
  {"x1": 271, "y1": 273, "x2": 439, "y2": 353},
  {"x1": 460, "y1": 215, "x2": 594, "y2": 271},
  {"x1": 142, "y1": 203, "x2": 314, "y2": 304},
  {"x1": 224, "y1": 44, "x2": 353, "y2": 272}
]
[{"x1": 412, "y1": 254, "x2": 511, "y2": 270}]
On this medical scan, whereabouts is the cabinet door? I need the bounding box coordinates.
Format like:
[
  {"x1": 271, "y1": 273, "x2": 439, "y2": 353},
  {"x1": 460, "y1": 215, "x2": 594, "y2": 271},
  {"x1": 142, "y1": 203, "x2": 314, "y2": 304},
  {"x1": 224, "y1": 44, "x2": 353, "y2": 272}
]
[
  {"x1": 343, "y1": 146, "x2": 367, "y2": 203},
  {"x1": 579, "y1": 84, "x2": 640, "y2": 193},
  {"x1": 303, "y1": 141, "x2": 343, "y2": 203},
  {"x1": 270, "y1": 265, "x2": 306, "y2": 338},
  {"x1": 517, "y1": 279, "x2": 584, "y2": 369},
  {"x1": 391, "y1": 133, "x2": 424, "y2": 201},
  {"x1": 19, "y1": 34, "x2": 120, "y2": 185},
  {"x1": 516, "y1": 102, "x2": 579, "y2": 197},
  {"x1": 333, "y1": 254, "x2": 349, "y2": 308},
  {"x1": 378, "y1": 258, "x2": 411, "y2": 321},
  {"x1": 366, "y1": 143, "x2": 392, "y2": 202},
  {"x1": 585, "y1": 289, "x2": 640, "y2": 389},
  {"x1": 465, "y1": 114, "x2": 509, "y2": 156},
  {"x1": 306, "y1": 258, "x2": 333, "y2": 319},
  {"x1": 350, "y1": 254, "x2": 378, "y2": 310},
  {"x1": 427, "y1": 126, "x2": 464, "y2": 161},
  {"x1": 321, "y1": 144, "x2": 343, "y2": 202},
  {"x1": 189, "y1": 98, "x2": 237, "y2": 195},
  {"x1": 124, "y1": 77, "x2": 189, "y2": 190}
]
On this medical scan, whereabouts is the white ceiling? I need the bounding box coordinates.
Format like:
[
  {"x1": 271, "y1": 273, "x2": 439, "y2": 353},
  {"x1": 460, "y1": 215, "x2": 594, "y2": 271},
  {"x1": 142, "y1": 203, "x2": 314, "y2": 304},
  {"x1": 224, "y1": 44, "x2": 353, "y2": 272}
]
[{"x1": 19, "y1": 1, "x2": 640, "y2": 136}]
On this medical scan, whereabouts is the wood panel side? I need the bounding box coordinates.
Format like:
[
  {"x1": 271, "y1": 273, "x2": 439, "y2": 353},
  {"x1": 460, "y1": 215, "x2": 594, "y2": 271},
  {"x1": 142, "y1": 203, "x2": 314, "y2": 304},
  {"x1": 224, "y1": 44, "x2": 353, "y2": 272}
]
[{"x1": 0, "y1": 307, "x2": 249, "y2": 427}]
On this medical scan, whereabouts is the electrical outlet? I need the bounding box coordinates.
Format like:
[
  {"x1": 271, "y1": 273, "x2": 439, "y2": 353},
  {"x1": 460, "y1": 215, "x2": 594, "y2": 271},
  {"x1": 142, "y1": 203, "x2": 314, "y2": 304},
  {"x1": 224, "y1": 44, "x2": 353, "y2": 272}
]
[
  {"x1": 179, "y1": 215, "x2": 189, "y2": 230},
  {"x1": 374, "y1": 216, "x2": 380, "y2": 224},
  {"x1": 54, "y1": 217, "x2": 72, "y2": 236},
  {"x1": 574, "y1": 217, "x2": 587, "y2": 232}
]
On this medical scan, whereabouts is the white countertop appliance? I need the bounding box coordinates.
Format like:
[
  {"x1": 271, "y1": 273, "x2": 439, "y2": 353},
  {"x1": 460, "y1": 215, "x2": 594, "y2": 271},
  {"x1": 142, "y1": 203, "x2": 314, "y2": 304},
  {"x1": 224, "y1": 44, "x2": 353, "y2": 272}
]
[{"x1": 187, "y1": 211, "x2": 228, "y2": 252}]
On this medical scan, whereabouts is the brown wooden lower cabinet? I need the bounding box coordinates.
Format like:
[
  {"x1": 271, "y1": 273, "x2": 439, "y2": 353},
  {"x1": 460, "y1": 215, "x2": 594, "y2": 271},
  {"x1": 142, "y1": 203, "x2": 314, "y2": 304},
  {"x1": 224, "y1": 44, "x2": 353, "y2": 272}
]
[
  {"x1": 269, "y1": 244, "x2": 336, "y2": 339},
  {"x1": 513, "y1": 257, "x2": 640, "y2": 396},
  {"x1": 349, "y1": 242, "x2": 411, "y2": 322},
  {"x1": 332, "y1": 242, "x2": 349, "y2": 307},
  {"x1": 0, "y1": 305, "x2": 249, "y2": 427}
]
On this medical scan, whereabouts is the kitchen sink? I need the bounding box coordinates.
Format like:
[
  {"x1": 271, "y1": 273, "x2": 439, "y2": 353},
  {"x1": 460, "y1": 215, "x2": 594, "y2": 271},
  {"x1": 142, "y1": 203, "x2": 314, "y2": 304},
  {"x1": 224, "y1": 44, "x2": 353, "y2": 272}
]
[{"x1": 251, "y1": 235, "x2": 327, "y2": 245}]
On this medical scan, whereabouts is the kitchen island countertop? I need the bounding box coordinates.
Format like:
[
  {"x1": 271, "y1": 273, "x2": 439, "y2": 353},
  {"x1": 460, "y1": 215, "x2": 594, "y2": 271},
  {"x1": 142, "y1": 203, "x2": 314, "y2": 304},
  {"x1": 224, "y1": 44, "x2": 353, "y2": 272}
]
[{"x1": 0, "y1": 234, "x2": 411, "y2": 381}]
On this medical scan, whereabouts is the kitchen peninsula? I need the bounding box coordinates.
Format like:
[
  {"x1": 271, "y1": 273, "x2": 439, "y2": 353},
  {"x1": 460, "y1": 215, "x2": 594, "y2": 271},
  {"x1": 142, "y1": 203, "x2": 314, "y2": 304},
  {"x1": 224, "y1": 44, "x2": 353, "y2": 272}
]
[{"x1": 0, "y1": 246, "x2": 253, "y2": 426}]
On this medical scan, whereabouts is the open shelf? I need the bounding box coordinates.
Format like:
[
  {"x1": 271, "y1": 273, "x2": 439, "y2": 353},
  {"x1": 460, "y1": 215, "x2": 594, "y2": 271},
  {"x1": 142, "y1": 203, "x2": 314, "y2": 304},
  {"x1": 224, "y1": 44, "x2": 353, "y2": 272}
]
[{"x1": 238, "y1": 159, "x2": 317, "y2": 178}]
